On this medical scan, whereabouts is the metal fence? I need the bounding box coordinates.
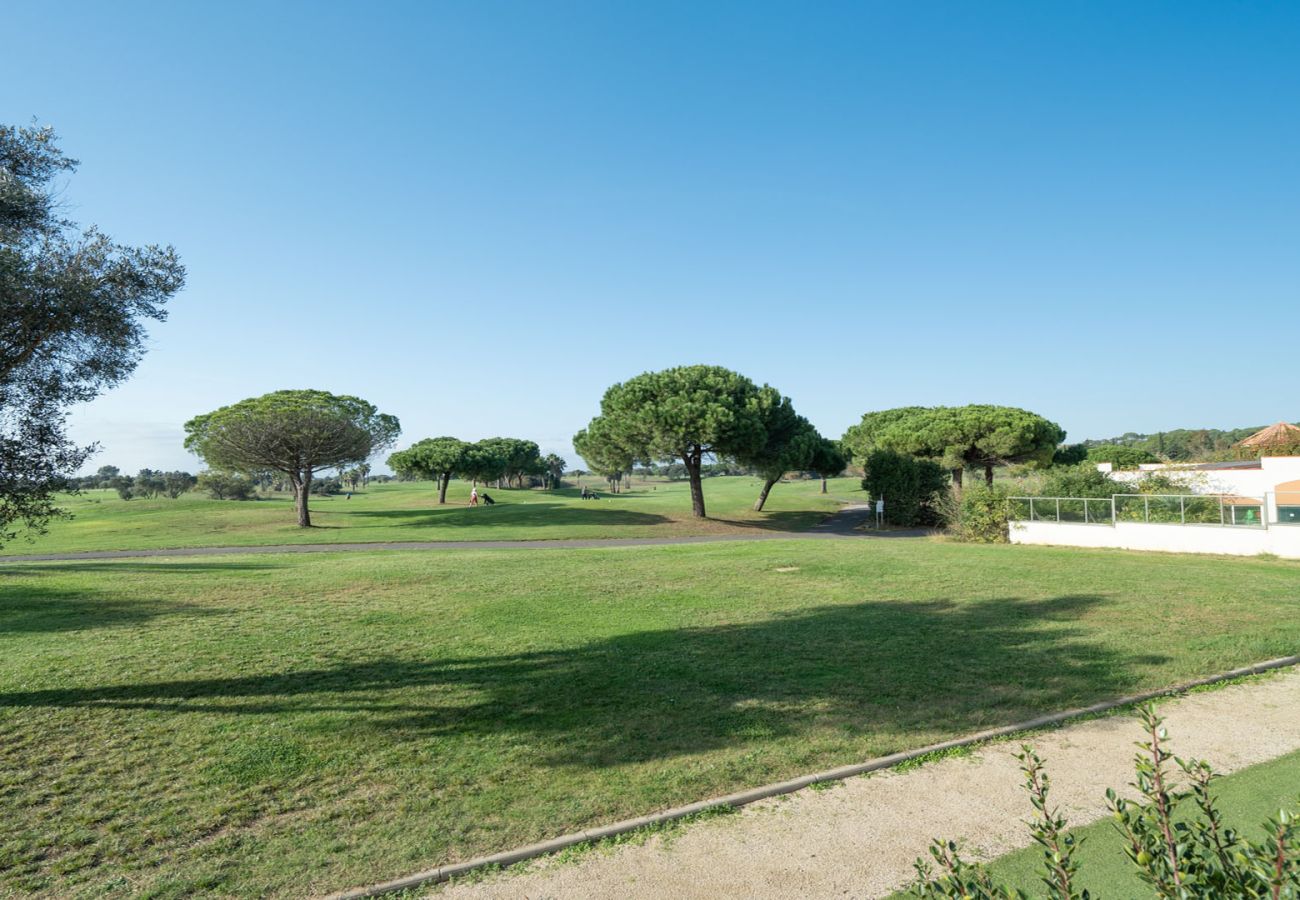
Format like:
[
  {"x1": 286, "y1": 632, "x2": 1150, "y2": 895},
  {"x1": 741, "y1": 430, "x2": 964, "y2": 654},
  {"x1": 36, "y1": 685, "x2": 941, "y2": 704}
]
[
  {"x1": 1009, "y1": 493, "x2": 1270, "y2": 528},
  {"x1": 1008, "y1": 496, "x2": 1115, "y2": 525}
]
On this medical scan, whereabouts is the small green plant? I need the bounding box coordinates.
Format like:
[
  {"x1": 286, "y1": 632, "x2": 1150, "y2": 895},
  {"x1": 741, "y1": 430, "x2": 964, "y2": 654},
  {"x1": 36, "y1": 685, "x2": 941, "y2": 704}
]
[
  {"x1": 940, "y1": 481, "x2": 1011, "y2": 543},
  {"x1": 908, "y1": 707, "x2": 1300, "y2": 898}
]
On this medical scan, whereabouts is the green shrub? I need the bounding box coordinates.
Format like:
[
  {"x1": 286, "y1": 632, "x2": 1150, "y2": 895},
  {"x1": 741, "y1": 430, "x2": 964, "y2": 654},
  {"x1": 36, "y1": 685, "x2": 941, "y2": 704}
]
[
  {"x1": 1039, "y1": 465, "x2": 1128, "y2": 499},
  {"x1": 861, "y1": 449, "x2": 948, "y2": 526},
  {"x1": 1087, "y1": 445, "x2": 1159, "y2": 469},
  {"x1": 196, "y1": 471, "x2": 258, "y2": 501},
  {"x1": 909, "y1": 706, "x2": 1300, "y2": 898},
  {"x1": 1052, "y1": 444, "x2": 1088, "y2": 466},
  {"x1": 942, "y1": 482, "x2": 1011, "y2": 543}
]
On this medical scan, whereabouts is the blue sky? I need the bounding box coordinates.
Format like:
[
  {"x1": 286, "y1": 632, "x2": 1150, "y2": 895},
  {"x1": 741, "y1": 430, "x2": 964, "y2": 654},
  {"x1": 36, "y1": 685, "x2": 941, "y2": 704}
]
[{"x1": 5, "y1": 1, "x2": 1298, "y2": 472}]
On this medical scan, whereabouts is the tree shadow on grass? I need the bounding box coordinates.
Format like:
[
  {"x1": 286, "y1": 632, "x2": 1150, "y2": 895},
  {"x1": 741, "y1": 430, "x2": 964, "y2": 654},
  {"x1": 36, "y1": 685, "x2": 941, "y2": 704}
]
[
  {"x1": 0, "y1": 588, "x2": 227, "y2": 636},
  {"x1": 0, "y1": 593, "x2": 1168, "y2": 764},
  {"x1": 0, "y1": 562, "x2": 267, "y2": 634},
  {"x1": 709, "y1": 511, "x2": 834, "y2": 533},
  {"x1": 347, "y1": 502, "x2": 672, "y2": 529}
]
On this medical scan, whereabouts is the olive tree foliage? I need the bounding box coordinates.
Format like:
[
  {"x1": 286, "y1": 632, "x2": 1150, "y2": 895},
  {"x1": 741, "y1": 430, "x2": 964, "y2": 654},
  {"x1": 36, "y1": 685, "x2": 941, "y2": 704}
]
[
  {"x1": 196, "y1": 471, "x2": 258, "y2": 500},
  {"x1": 910, "y1": 706, "x2": 1300, "y2": 899},
  {"x1": 577, "y1": 366, "x2": 769, "y2": 517},
  {"x1": 0, "y1": 124, "x2": 184, "y2": 544},
  {"x1": 387, "y1": 437, "x2": 470, "y2": 504},
  {"x1": 184, "y1": 390, "x2": 400, "y2": 527},
  {"x1": 843, "y1": 405, "x2": 1065, "y2": 488}
]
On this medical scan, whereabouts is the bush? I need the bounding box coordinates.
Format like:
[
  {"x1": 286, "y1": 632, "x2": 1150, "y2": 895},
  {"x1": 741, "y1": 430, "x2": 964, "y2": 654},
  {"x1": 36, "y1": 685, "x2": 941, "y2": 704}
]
[
  {"x1": 310, "y1": 478, "x2": 342, "y2": 496},
  {"x1": 161, "y1": 471, "x2": 197, "y2": 498},
  {"x1": 108, "y1": 475, "x2": 135, "y2": 500},
  {"x1": 1087, "y1": 444, "x2": 1159, "y2": 469},
  {"x1": 941, "y1": 481, "x2": 1011, "y2": 542},
  {"x1": 1051, "y1": 443, "x2": 1088, "y2": 466},
  {"x1": 909, "y1": 706, "x2": 1300, "y2": 898},
  {"x1": 1039, "y1": 464, "x2": 1128, "y2": 499},
  {"x1": 861, "y1": 449, "x2": 948, "y2": 526},
  {"x1": 197, "y1": 471, "x2": 258, "y2": 501}
]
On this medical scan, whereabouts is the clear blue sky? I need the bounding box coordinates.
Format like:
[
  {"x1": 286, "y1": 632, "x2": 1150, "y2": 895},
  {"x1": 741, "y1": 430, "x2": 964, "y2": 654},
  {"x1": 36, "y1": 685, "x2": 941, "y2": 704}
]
[{"x1": 5, "y1": 1, "x2": 1298, "y2": 472}]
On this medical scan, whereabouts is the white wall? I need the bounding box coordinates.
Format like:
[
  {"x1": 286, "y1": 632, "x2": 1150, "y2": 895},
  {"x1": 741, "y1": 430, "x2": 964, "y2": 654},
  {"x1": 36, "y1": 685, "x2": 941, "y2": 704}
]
[
  {"x1": 1099, "y1": 456, "x2": 1300, "y2": 499},
  {"x1": 1011, "y1": 520, "x2": 1300, "y2": 559}
]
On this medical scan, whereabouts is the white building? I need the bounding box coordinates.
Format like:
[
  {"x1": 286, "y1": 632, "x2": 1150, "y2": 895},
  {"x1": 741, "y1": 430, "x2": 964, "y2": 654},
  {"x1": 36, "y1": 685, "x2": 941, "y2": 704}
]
[
  {"x1": 1097, "y1": 456, "x2": 1300, "y2": 525},
  {"x1": 1010, "y1": 423, "x2": 1300, "y2": 558}
]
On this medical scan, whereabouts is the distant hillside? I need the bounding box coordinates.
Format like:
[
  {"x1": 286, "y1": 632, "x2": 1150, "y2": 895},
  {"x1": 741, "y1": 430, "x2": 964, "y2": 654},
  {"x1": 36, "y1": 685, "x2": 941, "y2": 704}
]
[{"x1": 1082, "y1": 424, "x2": 1299, "y2": 462}]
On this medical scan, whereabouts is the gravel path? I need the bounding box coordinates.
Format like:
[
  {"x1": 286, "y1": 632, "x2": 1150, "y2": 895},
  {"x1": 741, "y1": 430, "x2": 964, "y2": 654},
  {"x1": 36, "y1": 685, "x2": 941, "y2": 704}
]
[
  {"x1": 432, "y1": 668, "x2": 1300, "y2": 900},
  {"x1": 0, "y1": 506, "x2": 927, "y2": 563}
]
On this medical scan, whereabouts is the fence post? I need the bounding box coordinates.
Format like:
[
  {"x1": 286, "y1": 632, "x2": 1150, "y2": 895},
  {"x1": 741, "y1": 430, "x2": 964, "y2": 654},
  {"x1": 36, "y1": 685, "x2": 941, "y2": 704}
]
[
  {"x1": 1144, "y1": 495, "x2": 1150, "y2": 523},
  {"x1": 1180, "y1": 495, "x2": 1186, "y2": 525},
  {"x1": 1219, "y1": 495, "x2": 1224, "y2": 526},
  {"x1": 1055, "y1": 498, "x2": 1061, "y2": 522},
  {"x1": 1111, "y1": 496, "x2": 1116, "y2": 526}
]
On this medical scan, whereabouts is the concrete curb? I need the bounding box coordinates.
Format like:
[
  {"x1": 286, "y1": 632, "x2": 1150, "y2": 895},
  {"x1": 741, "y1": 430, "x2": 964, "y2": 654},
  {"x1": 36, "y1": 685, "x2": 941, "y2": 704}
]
[{"x1": 323, "y1": 654, "x2": 1300, "y2": 899}]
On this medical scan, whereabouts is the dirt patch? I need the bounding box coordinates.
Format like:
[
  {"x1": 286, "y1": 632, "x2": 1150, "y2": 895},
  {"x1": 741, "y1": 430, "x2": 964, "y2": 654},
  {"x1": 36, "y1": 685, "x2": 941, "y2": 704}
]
[{"x1": 432, "y1": 669, "x2": 1300, "y2": 899}]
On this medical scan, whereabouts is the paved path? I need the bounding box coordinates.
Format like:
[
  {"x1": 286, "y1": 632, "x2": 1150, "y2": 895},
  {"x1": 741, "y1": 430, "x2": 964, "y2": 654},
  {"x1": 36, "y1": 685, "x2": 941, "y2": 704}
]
[
  {"x1": 432, "y1": 669, "x2": 1300, "y2": 900},
  {"x1": 0, "y1": 506, "x2": 929, "y2": 563}
]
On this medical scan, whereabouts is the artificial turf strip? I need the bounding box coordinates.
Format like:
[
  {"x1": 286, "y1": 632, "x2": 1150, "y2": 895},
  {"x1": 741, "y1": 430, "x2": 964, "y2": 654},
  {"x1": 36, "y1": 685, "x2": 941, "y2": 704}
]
[
  {"x1": 2, "y1": 539, "x2": 1298, "y2": 896},
  {"x1": 981, "y1": 747, "x2": 1300, "y2": 896},
  {"x1": 0, "y1": 475, "x2": 856, "y2": 555}
]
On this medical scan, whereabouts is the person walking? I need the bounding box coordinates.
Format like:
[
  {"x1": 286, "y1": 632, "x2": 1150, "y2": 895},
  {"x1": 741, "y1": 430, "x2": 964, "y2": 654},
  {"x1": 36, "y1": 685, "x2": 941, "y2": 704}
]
[{"x1": 469, "y1": 487, "x2": 479, "y2": 506}]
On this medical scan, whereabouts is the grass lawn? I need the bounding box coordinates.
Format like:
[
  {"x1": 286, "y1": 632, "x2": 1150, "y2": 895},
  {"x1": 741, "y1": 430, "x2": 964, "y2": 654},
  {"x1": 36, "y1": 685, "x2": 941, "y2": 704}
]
[
  {"x1": 982, "y1": 747, "x2": 1300, "y2": 895},
  {"x1": 1, "y1": 476, "x2": 861, "y2": 555},
  {"x1": 2, "y1": 539, "x2": 1298, "y2": 896}
]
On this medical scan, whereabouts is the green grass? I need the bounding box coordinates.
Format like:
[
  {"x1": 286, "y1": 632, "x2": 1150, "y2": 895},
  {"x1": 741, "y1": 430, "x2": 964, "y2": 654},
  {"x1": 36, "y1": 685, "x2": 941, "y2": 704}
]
[
  {"x1": 3, "y1": 538, "x2": 1299, "y2": 896},
  {"x1": 2, "y1": 476, "x2": 861, "y2": 555},
  {"x1": 981, "y1": 748, "x2": 1300, "y2": 895}
]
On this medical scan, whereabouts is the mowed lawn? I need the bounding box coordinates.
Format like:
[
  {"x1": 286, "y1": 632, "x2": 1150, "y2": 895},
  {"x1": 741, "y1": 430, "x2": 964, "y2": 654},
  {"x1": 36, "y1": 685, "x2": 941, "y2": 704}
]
[
  {"x1": 0, "y1": 476, "x2": 859, "y2": 555},
  {"x1": 2, "y1": 539, "x2": 1298, "y2": 896},
  {"x1": 983, "y1": 748, "x2": 1300, "y2": 895}
]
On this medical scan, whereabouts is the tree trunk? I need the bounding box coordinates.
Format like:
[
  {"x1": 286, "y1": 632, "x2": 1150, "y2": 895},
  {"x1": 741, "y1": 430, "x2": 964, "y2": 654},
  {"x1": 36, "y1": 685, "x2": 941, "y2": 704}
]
[
  {"x1": 438, "y1": 472, "x2": 450, "y2": 504},
  {"x1": 820, "y1": 476, "x2": 828, "y2": 493},
  {"x1": 685, "y1": 453, "x2": 707, "y2": 518},
  {"x1": 753, "y1": 476, "x2": 778, "y2": 511},
  {"x1": 295, "y1": 472, "x2": 312, "y2": 527},
  {"x1": 984, "y1": 464, "x2": 995, "y2": 485},
  {"x1": 951, "y1": 467, "x2": 963, "y2": 491}
]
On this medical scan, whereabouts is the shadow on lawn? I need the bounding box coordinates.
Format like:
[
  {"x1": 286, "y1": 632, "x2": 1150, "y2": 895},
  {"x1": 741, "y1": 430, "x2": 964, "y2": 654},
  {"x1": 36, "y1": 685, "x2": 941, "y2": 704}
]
[
  {"x1": 0, "y1": 562, "x2": 266, "y2": 634},
  {"x1": 348, "y1": 502, "x2": 672, "y2": 529},
  {"x1": 0, "y1": 594, "x2": 1167, "y2": 763},
  {"x1": 710, "y1": 511, "x2": 832, "y2": 533}
]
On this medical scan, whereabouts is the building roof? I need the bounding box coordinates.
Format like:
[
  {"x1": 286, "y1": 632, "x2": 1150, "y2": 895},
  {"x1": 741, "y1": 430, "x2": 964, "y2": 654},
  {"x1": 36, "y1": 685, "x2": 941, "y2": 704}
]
[{"x1": 1236, "y1": 421, "x2": 1300, "y2": 449}]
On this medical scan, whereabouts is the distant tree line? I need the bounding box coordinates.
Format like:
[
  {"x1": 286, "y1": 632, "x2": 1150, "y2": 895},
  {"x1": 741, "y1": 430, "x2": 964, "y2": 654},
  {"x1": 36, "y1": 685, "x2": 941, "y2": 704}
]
[
  {"x1": 387, "y1": 437, "x2": 565, "y2": 503},
  {"x1": 67, "y1": 466, "x2": 197, "y2": 500},
  {"x1": 1080, "y1": 424, "x2": 1300, "y2": 462}
]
